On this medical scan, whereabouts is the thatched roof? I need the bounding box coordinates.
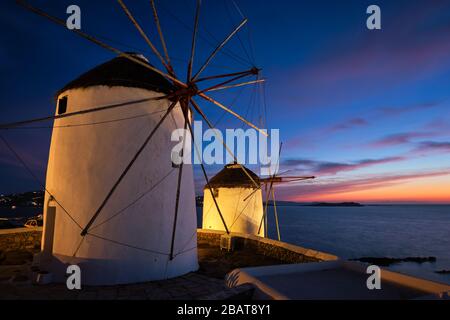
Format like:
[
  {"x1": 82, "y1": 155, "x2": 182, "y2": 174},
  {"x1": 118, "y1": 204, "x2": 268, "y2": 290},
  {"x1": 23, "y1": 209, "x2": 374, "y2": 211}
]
[
  {"x1": 206, "y1": 163, "x2": 260, "y2": 189},
  {"x1": 56, "y1": 53, "x2": 175, "y2": 98}
]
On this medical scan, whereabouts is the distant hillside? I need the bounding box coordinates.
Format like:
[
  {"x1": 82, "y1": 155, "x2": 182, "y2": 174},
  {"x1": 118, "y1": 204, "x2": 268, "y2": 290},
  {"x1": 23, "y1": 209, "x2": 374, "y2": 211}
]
[
  {"x1": 0, "y1": 191, "x2": 44, "y2": 208},
  {"x1": 307, "y1": 202, "x2": 364, "y2": 207},
  {"x1": 265, "y1": 200, "x2": 363, "y2": 207}
]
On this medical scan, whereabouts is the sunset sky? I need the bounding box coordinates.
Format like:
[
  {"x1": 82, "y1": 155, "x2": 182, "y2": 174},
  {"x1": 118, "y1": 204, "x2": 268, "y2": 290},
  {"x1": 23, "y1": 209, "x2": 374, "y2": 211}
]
[{"x1": 1, "y1": 0, "x2": 449, "y2": 203}]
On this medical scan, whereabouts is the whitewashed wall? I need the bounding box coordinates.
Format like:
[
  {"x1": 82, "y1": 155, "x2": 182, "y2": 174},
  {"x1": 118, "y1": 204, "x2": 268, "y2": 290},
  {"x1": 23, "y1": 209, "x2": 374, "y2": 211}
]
[
  {"x1": 41, "y1": 86, "x2": 198, "y2": 285},
  {"x1": 202, "y1": 187, "x2": 264, "y2": 237}
]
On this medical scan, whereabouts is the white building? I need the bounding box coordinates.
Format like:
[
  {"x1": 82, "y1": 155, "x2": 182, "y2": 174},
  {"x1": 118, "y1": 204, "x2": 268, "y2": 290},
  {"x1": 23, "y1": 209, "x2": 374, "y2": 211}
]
[
  {"x1": 202, "y1": 163, "x2": 264, "y2": 237},
  {"x1": 38, "y1": 53, "x2": 198, "y2": 285}
]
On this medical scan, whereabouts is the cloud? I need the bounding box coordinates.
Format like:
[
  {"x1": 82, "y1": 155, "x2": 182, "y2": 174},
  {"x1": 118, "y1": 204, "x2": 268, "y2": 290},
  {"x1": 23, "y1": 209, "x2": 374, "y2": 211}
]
[
  {"x1": 326, "y1": 117, "x2": 368, "y2": 133},
  {"x1": 271, "y1": 2, "x2": 450, "y2": 111},
  {"x1": 282, "y1": 156, "x2": 405, "y2": 176},
  {"x1": 412, "y1": 141, "x2": 450, "y2": 154},
  {"x1": 276, "y1": 169, "x2": 450, "y2": 200},
  {"x1": 369, "y1": 132, "x2": 436, "y2": 148},
  {"x1": 377, "y1": 101, "x2": 440, "y2": 117}
]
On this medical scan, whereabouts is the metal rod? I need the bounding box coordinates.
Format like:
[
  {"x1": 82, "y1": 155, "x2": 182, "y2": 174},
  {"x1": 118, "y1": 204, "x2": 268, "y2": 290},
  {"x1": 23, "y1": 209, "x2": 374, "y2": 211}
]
[
  {"x1": 169, "y1": 104, "x2": 189, "y2": 260},
  {"x1": 198, "y1": 92, "x2": 268, "y2": 136},
  {"x1": 195, "y1": 68, "x2": 259, "y2": 83},
  {"x1": 192, "y1": 18, "x2": 248, "y2": 81},
  {"x1": 183, "y1": 108, "x2": 230, "y2": 234},
  {"x1": 272, "y1": 187, "x2": 281, "y2": 241},
  {"x1": 0, "y1": 97, "x2": 163, "y2": 129},
  {"x1": 259, "y1": 176, "x2": 315, "y2": 183},
  {"x1": 80, "y1": 99, "x2": 179, "y2": 236},
  {"x1": 117, "y1": 0, "x2": 171, "y2": 73},
  {"x1": 258, "y1": 182, "x2": 273, "y2": 236},
  {"x1": 205, "y1": 79, "x2": 265, "y2": 92},
  {"x1": 150, "y1": 0, "x2": 174, "y2": 76},
  {"x1": 16, "y1": 0, "x2": 186, "y2": 88},
  {"x1": 187, "y1": 0, "x2": 201, "y2": 81},
  {"x1": 198, "y1": 72, "x2": 253, "y2": 94}
]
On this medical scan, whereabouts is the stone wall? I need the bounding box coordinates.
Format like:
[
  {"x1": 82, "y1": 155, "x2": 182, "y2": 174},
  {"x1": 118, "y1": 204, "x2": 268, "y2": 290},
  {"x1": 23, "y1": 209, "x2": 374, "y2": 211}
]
[
  {"x1": 197, "y1": 229, "x2": 338, "y2": 264},
  {"x1": 0, "y1": 227, "x2": 338, "y2": 264},
  {"x1": 0, "y1": 228, "x2": 42, "y2": 252}
]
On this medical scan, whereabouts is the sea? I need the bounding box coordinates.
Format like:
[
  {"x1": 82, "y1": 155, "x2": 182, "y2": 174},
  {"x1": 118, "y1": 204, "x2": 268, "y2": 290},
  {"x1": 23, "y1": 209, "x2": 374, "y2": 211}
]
[
  {"x1": 197, "y1": 205, "x2": 450, "y2": 285},
  {"x1": 2, "y1": 205, "x2": 449, "y2": 285}
]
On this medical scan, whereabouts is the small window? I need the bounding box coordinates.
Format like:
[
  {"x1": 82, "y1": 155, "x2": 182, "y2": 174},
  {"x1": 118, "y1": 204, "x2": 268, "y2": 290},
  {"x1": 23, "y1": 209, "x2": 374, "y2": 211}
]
[
  {"x1": 213, "y1": 188, "x2": 219, "y2": 198},
  {"x1": 57, "y1": 96, "x2": 68, "y2": 115}
]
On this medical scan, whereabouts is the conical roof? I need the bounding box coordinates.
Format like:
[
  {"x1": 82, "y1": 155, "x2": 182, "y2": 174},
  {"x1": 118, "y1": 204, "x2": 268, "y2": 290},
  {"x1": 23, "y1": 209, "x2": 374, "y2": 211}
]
[
  {"x1": 207, "y1": 163, "x2": 260, "y2": 189},
  {"x1": 56, "y1": 53, "x2": 175, "y2": 97}
]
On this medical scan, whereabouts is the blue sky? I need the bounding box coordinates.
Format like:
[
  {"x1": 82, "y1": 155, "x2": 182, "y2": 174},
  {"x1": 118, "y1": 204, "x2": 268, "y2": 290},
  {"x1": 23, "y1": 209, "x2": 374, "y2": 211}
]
[{"x1": 1, "y1": 0, "x2": 450, "y2": 202}]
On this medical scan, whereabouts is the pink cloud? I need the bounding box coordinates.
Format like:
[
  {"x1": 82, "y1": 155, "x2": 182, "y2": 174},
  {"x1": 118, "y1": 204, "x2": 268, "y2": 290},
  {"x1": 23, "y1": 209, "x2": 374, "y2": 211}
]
[
  {"x1": 276, "y1": 169, "x2": 450, "y2": 200},
  {"x1": 282, "y1": 156, "x2": 405, "y2": 176},
  {"x1": 369, "y1": 132, "x2": 437, "y2": 148}
]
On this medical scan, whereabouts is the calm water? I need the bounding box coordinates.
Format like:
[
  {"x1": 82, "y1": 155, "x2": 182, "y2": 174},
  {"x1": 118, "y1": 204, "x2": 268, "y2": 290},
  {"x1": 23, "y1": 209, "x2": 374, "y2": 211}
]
[
  {"x1": 197, "y1": 205, "x2": 450, "y2": 285},
  {"x1": 2, "y1": 206, "x2": 449, "y2": 284}
]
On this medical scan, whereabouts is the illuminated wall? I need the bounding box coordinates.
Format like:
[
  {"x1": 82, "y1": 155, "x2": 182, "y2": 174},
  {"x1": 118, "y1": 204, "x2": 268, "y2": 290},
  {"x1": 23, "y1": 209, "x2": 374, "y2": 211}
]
[
  {"x1": 202, "y1": 186, "x2": 264, "y2": 237},
  {"x1": 41, "y1": 85, "x2": 198, "y2": 285}
]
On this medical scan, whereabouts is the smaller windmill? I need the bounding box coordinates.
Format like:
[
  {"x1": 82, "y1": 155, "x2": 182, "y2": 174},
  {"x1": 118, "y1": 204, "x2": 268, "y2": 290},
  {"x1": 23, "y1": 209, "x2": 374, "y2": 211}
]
[{"x1": 203, "y1": 143, "x2": 315, "y2": 241}]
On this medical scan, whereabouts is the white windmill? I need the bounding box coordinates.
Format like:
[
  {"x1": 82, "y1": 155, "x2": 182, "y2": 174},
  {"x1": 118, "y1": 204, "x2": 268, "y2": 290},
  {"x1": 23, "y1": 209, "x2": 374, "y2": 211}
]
[
  {"x1": 1, "y1": 0, "x2": 267, "y2": 285},
  {"x1": 202, "y1": 156, "x2": 315, "y2": 240}
]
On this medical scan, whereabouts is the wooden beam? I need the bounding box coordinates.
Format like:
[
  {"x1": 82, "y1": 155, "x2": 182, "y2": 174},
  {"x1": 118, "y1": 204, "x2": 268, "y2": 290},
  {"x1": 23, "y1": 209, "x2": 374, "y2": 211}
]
[
  {"x1": 192, "y1": 19, "x2": 248, "y2": 81},
  {"x1": 183, "y1": 107, "x2": 230, "y2": 234},
  {"x1": 117, "y1": 0, "x2": 171, "y2": 73},
  {"x1": 150, "y1": 0, "x2": 176, "y2": 76},
  {"x1": 169, "y1": 103, "x2": 189, "y2": 260},
  {"x1": 80, "y1": 99, "x2": 179, "y2": 236},
  {"x1": 190, "y1": 99, "x2": 260, "y2": 189},
  {"x1": 198, "y1": 92, "x2": 268, "y2": 136},
  {"x1": 17, "y1": 0, "x2": 186, "y2": 88},
  {"x1": 204, "y1": 79, "x2": 265, "y2": 93},
  {"x1": 0, "y1": 97, "x2": 165, "y2": 129},
  {"x1": 187, "y1": 0, "x2": 201, "y2": 81}
]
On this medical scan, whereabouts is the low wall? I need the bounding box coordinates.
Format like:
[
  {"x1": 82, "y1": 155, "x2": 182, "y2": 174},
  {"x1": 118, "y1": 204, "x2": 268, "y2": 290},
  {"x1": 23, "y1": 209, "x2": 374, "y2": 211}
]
[
  {"x1": 0, "y1": 227, "x2": 42, "y2": 252},
  {"x1": 0, "y1": 227, "x2": 338, "y2": 264},
  {"x1": 197, "y1": 229, "x2": 338, "y2": 263}
]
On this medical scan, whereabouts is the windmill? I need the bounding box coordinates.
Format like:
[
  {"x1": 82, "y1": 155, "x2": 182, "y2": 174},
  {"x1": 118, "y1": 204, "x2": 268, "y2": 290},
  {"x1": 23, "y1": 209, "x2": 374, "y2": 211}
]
[
  {"x1": 202, "y1": 143, "x2": 315, "y2": 241},
  {"x1": 0, "y1": 0, "x2": 268, "y2": 284}
]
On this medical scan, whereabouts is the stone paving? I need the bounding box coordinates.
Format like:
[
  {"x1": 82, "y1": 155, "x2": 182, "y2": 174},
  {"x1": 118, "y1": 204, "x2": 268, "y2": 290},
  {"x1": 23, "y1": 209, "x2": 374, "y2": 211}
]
[
  {"x1": 0, "y1": 244, "x2": 260, "y2": 300},
  {"x1": 0, "y1": 230, "x2": 307, "y2": 300},
  {"x1": 0, "y1": 268, "x2": 250, "y2": 300}
]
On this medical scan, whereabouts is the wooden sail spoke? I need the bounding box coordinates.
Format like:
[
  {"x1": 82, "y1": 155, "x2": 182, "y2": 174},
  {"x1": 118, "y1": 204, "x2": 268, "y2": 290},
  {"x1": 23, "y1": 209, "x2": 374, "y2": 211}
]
[
  {"x1": 191, "y1": 18, "x2": 248, "y2": 81},
  {"x1": 271, "y1": 187, "x2": 281, "y2": 241},
  {"x1": 198, "y1": 72, "x2": 256, "y2": 94},
  {"x1": 190, "y1": 99, "x2": 260, "y2": 189},
  {"x1": 150, "y1": 0, "x2": 176, "y2": 77},
  {"x1": 195, "y1": 68, "x2": 260, "y2": 83},
  {"x1": 182, "y1": 107, "x2": 230, "y2": 234},
  {"x1": 187, "y1": 0, "x2": 201, "y2": 82},
  {"x1": 169, "y1": 109, "x2": 189, "y2": 260},
  {"x1": 204, "y1": 79, "x2": 265, "y2": 93},
  {"x1": 198, "y1": 92, "x2": 268, "y2": 136},
  {"x1": 17, "y1": 0, "x2": 186, "y2": 88},
  {"x1": 0, "y1": 97, "x2": 166, "y2": 130},
  {"x1": 117, "y1": 0, "x2": 172, "y2": 74},
  {"x1": 80, "y1": 99, "x2": 180, "y2": 236}
]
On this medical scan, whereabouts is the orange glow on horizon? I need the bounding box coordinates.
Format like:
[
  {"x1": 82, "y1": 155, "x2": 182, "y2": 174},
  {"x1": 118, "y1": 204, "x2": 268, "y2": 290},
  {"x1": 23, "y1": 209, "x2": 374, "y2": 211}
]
[{"x1": 289, "y1": 175, "x2": 450, "y2": 204}]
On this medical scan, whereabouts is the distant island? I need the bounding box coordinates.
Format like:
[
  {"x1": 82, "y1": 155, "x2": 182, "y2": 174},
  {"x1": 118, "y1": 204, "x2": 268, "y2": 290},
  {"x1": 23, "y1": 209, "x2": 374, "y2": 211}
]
[
  {"x1": 194, "y1": 196, "x2": 364, "y2": 207},
  {"x1": 264, "y1": 200, "x2": 363, "y2": 207},
  {"x1": 307, "y1": 202, "x2": 363, "y2": 207}
]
